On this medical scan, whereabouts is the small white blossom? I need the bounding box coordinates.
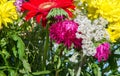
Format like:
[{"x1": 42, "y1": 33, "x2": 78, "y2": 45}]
[{"x1": 69, "y1": 52, "x2": 79, "y2": 63}]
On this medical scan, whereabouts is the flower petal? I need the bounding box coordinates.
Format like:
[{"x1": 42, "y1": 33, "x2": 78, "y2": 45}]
[
  {"x1": 25, "y1": 10, "x2": 38, "y2": 20},
  {"x1": 22, "y1": 2, "x2": 37, "y2": 11}
]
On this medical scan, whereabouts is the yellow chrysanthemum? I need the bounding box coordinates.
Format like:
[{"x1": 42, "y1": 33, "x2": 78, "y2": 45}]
[
  {"x1": 107, "y1": 22, "x2": 120, "y2": 42},
  {"x1": 0, "y1": 0, "x2": 7, "y2": 3},
  {"x1": 0, "y1": 0, "x2": 17, "y2": 29},
  {"x1": 85, "y1": 0, "x2": 120, "y2": 22}
]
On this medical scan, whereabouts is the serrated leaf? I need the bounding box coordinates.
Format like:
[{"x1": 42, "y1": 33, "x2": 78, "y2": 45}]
[
  {"x1": 11, "y1": 35, "x2": 25, "y2": 60},
  {"x1": 47, "y1": 8, "x2": 68, "y2": 18},
  {"x1": 17, "y1": 37, "x2": 25, "y2": 60}
]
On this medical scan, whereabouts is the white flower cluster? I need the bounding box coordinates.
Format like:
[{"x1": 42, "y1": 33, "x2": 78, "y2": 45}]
[{"x1": 74, "y1": 10, "x2": 109, "y2": 56}]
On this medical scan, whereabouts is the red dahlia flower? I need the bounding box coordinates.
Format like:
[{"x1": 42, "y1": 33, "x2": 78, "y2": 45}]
[
  {"x1": 49, "y1": 20, "x2": 82, "y2": 48},
  {"x1": 21, "y1": 0, "x2": 75, "y2": 26}
]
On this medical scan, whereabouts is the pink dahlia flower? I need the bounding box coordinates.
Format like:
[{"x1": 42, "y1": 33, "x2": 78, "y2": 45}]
[
  {"x1": 95, "y1": 42, "x2": 111, "y2": 62},
  {"x1": 49, "y1": 20, "x2": 82, "y2": 48}
]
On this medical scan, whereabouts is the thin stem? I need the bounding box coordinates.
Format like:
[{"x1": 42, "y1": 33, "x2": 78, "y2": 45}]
[
  {"x1": 76, "y1": 54, "x2": 85, "y2": 76},
  {"x1": 55, "y1": 69, "x2": 62, "y2": 76},
  {"x1": 43, "y1": 25, "x2": 49, "y2": 71},
  {"x1": 55, "y1": 70, "x2": 59, "y2": 76}
]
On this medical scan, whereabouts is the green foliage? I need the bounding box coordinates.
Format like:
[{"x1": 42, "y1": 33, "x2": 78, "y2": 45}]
[
  {"x1": 47, "y1": 8, "x2": 68, "y2": 18},
  {"x1": 1, "y1": 8, "x2": 120, "y2": 76},
  {"x1": 1, "y1": 23, "x2": 120, "y2": 76},
  {"x1": 11, "y1": 34, "x2": 25, "y2": 60},
  {"x1": 0, "y1": 24, "x2": 31, "y2": 76},
  {"x1": 32, "y1": 70, "x2": 51, "y2": 75}
]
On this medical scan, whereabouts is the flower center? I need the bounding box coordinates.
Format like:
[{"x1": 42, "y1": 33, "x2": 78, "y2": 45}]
[{"x1": 39, "y1": 2, "x2": 56, "y2": 10}]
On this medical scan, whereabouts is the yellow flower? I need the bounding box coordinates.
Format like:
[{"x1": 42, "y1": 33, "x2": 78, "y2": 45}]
[
  {"x1": 0, "y1": 0, "x2": 7, "y2": 3},
  {"x1": 85, "y1": 0, "x2": 120, "y2": 22},
  {"x1": 107, "y1": 22, "x2": 120, "y2": 42},
  {"x1": 0, "y1": 0, "x2": 17, "y2": 29}
]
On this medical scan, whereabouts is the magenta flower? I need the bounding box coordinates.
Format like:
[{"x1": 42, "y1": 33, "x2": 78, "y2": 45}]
[
  {"x1": 14, "y1": 0, "x2": 24, "y2": 11},
  {"x1": 54, "y1": 15, "x2": 65, "y2": 21},
  {"x1": 95, "y1": 42, "x2": 111, "y2": 62},
  {"x1": 49, "y1": 20, "x2": 82, "y2": 48}
]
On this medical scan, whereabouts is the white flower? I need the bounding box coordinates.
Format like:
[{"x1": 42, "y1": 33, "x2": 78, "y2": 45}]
[
  {"x1": 69, "y1": 52, "x2": 79, "y2": 63},
  {"x1": 74, "y1": 10, "x2": 109, "y2": 56}
]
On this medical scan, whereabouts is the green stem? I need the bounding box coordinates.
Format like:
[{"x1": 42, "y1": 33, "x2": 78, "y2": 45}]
[
  {"x1": 76, "y1": 54, "x2": 85, "y2": 76},
  {"x1": 55, "y1": 69, "x2": 62, "y2": 76},
  {"x1": 55, "y1": 70, "x2": 59, "y2": 76},
  {"x1": 43, "y1": 25, "x2": 49, "y2": 71}
]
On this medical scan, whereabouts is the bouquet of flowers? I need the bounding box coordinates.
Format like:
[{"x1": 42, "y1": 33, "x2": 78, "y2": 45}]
[{"x1": 0, "y1": 0, "x2": 120, "y2": 76}]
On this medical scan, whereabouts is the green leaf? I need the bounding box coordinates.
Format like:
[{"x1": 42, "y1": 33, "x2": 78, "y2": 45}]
[
  {"x1": 0, "y1": 38, "x2": 7, "y2": 47},
  {"x1": 12, "y1": 46, "x2": 17, "y2": 57},
  {"x1": 9, "y1": 70, "x2": 18, "y2": 76},
  {"x1": 32, "y1": 71, "x2": 51, "y2": 75},
  {"x1": 68, "y1": 69, "x2": 75, "y2": 76},
  {"x1": 92, "y1": 63, "x2": 101, "y2": 76},
  {"x1": 57, "y1": 57, "x2": 61, "y2": 69},
  {"x1": 47, "y1": 8, "x2": 68, "y2": 18},
  {"x1": 17, "y1": 37, "x2": 25, "y2": 60},
  {"x1": 23, "y1": 74, "x2": 32, "y2": 76},
  {"x1": 0, "y1": 71, "x2": 6, "y2": 76},
  {"x1": 2, "y1": 49, "x2": 10, "y2": 59},
  {"x1": 19, "y1": 69, "x2": 26, "y2": 74},
  {"x1": 22, "y1": 59, "x2": 31, "y2": 72},
  {"x1": 11, "y1": 35, "x2": 25, "y2": 60},
  {"x1": 86, "y1": 72, "x2": 92, "y2": 76},
  {"x1": 54, "y1": 55, "x2": 58, "y2": 62}
]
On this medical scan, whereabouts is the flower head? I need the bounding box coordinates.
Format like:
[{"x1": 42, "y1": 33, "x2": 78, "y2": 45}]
[
  {"x1": 21, "y1": 0, "x2": 75, "y2": 26},
  {"x1": 50, "y1": 20, "x2": 82, "y2": 48},
  {"x1": 85, "y1": 0, "x2": 120, "y2": 22},
  {"x1": 14, "y1": 0, "x2": 24, "y2": 11},
  {"x1": 0, "y1": 0, "x2": 18, "y2": 29},
  {"x1": 107, "y1": 22, "x2": 120, "y2": 42},
  {"x1": 95, "y1": 42, "x2": 111, "y2": 62}
]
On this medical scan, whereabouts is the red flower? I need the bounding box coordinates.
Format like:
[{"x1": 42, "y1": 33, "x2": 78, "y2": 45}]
[{"x1": 21, "y1": 0, "x2": 75, "y2": 26}]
